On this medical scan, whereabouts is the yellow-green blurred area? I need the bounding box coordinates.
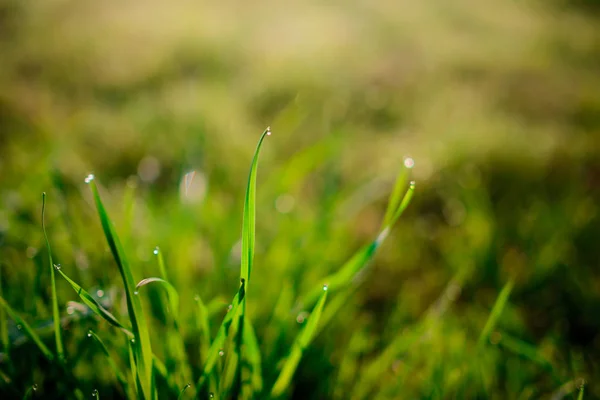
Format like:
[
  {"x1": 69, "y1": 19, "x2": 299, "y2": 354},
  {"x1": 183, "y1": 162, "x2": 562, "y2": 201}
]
[{"x1": 1, "y1": 0, "x2": 600, "y2": 398}]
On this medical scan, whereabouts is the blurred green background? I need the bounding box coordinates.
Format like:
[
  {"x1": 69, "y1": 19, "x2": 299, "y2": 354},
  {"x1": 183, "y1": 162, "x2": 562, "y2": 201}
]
[{"x1": 0, "y1": 0, "x2": 599, "y2": 398}]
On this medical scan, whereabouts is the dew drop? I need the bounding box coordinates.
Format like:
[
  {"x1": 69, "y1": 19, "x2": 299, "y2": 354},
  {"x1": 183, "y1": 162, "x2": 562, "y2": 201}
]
[
  {"x1": 87, "y1": 330, "x2": 92, "y2": 338},
  {"x1": 54, "y1": 263, "x2": 61, "y2": 270},
  {"x1": 130, "y1": 338, "x2": 135, "y2": 344},
  {"x1": 218, "y1": 349, "x2": 224, "y2": 357},
  {"x1": 296, "y1": 311, "x2": 309, "y2": 324},
  {"x1": 96, "y1": 289, "x2": 104, "y2": 298},
  {"x1": 209, "y1": 393, "x2": 214, "y2": 399},
  {"x1": 17, "y1": 324, "x2": 22, "y2": 330},
  {"x1": 226, "y1": 304, "x2": 232, "y2": 312},
  {"x1": 92, "y1": 389, "x2": 98, "y2": 397},
  {"x1": 403, "y1": 157, "x2": 415, "y2": 169},
  {"x1": 32, "y1": 384, "x2": 38, "y2": 391},
  {"x1": 323, "y1": 284, "x2": 329, "y2": 291},
  {"x1": 153, "y1": 247, "x2": 159, "y2": 255},
  {"x1": 409, "y1": 180, "x2": 416, "y2": 189},
  {"x1": 84, "y1": 174, "x2": 95, "y2": 184},
  {"x1": 134, "y1": 291, "x2": 139, "y2": 295},
  {"x1": 266, "y1": 126, "x2": 272, "y2": 136}
]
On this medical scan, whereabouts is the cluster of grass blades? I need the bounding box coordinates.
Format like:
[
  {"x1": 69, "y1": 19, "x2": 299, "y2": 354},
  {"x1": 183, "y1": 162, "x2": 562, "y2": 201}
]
[{"x1": 0, "y1": 127, "x2": 420, "y2": 399}]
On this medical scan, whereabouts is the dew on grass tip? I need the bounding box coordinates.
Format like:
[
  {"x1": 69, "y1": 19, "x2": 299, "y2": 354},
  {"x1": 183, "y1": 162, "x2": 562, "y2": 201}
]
[
  {"x1": 32, "y1": 384, "x2": 38, "y2": 391},
  {"x1": 92, "y1": 389, "x2": 98, "y2": 397},
  {"x1": 84, "y1": 174, "x2": 95, "y2": 184},
  {"x1": 153, "y1": 247, "x2": 159, "y2": 255},
  {"x1": 410, "y1": 180, "x2": 416, "y2": 189},
  {"x1": 403, "y1": 157, "x2": 415, "y2": 169},
  {"x1": 96, "y1": 289, "x2": 104, "y2": 298},
  {"x1": 209, "y1": 393, "x2": 214, "y2": 398},
  {"x1": 134, "y1": 291, "x2": 139, "y2": 295},
  {"x1": 218, "y1": 349, "x2": 224, "y2": 357},
  {"x1": 87, "y1": 330, "x2": 92, "y2": 338},
  {"x1": 323, "y1": 284, "x2": 329, "y2": 291},
  {"x1": 266, "y1": 126, "x2": 272, "y2": 136},
  {"x1": 54, "y1": 264, "x2": 61, "y2": 270}
]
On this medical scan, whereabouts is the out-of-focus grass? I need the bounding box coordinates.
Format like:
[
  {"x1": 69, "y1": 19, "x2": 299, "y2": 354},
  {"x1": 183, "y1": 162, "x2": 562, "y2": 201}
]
[{"x1": 0, "y1": 0, "x2": 599, "y2": 398}]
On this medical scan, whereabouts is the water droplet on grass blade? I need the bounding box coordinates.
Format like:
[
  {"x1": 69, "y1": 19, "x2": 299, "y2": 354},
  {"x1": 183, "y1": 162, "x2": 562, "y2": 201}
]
[
  {"x1": 87, "y1": 330, "x2": 92, "y2": 337},
  {"x1": 218, "y1": 349, "x2": 224, "y2": 357},
  {"x1": 404, "y1": 157, "x2": 415, "y2": 169},
  {"x1": 266, "y1": 126, "x2": 272, "y2": 136},
  {"x1": 153, "y1": 247, "x2": 159, "y2": 255},
  {"x1": 84, "y1": 174, "x2": 95, "y2": 184},
  {"x1": 54, "y1": 264, "x2": 61, "y2": 270},
  {"x1": 410, "y1": 180, "x2": 416, "y2": 189},
  {"x1": 323, "y1": 284, "x2": 329, "y2": 291},
  {"x1": 134, "y1": 291, "x2": 138, "y2": 295},
  {"x1": 209, "y1": 393, "x2": 214, "y2": 398},
  {"x1": 96, "y1": 289, "x2": 104, "y2": 297},
  {"x1": 32, "y1": 384, "x2": 38, "y2": 391},
  {"x1": 92, "y1": 389, "x2": 98, "y2": 397}
]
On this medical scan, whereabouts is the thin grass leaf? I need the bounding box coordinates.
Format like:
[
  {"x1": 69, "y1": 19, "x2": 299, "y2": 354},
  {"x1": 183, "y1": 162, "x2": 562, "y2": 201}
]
[
  {"x1": 271, "y1": 286, "x2": 328, "y2": 398},
  {"x1": 153, "y1": 247, "x2": 168, "y2": 281},
  {"x1": 578, "y1": 383, "x2": 585, "y2": 400},
  {"x1": 240, "y1": 126, "x2": 271, "y2": 285},
  {"x1": 41, "y1": 193, "x2": 64, "y2": 360},
  {"x1": 22, "y1": 385, "x2": 37, "y2": 400},
  {"x1": 128, "y1": 339, "x2": 139, "y2": 398},
  {"x1": 56, "y1": 267, "x2": 131, "y2": 335},
  {"x1": 87, "y1": 176, "x2": 154, "y2": 399},
  {"x1": 87, "y1": 330, "x2": 129, "y2": 391},
  {"x1": 135, "y1": 277, "x2": 179, "y2": 321},
  {"x1": 195, "y1": 279, "x2": 246, "y2": 392},
  {"x1": 382, "y1": 160, "x2": 410, "y2": 227},
  {"x1": 92, "y1": 389, "x2": 99, "y2": 399},
  {"x1": 0, "y1": 297, "x2": 53, "y2": 361},
  {"x1": 298, "y1": 182, "x2": 415, "y2": 309},
  {"x1": 478, "y1": 280, "x2": 514, "y2": 347}
]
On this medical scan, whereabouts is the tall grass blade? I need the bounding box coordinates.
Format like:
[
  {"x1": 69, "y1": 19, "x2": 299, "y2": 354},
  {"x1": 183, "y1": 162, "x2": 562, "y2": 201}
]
[
  {"x1": 382, "y1": 161, "x2": 410, "y2": 227},
  {"x1": 271, "y1": 285, "x2": 328, "y2": 398},
  {"x1": 0, "y1": 297, "x2": 53, "y2": 360},
  {"x1": 56, "y1": 267, "x2": 131, "y2": 335},
  {"x1": 240, "y1": 126, "x2": 271, "y2": 285},
  {"x1": 478, "y1": 280, "x2": 514, "y2": 347},
  {"x1": 41, "y1": 192, "x2": 64, "y2": 360},
  {"x1": 87, "y1": 329, "x2": 129, "y2": 391},
  {"x1": 87, "y1": 177, "x2": 154, "y2": 399}
]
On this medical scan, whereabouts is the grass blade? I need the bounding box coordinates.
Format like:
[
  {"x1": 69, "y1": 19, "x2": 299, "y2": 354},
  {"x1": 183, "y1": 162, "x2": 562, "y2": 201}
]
[
  {"x1": 41, "y1": 192, "x2": 64, "y2": 360},
  {"x1": 240, "y1": 126, "x2": 271, "y2": 285},
  {"x1": 0, "y1": 297, "x2": 53, "y2": 361},
  {"x1": 178, "y1": 383, "x2": 192, "y2": 400},
  {"x1": 87, "y1": 329, "x2": 129, "y2": 392},
  {"x1": 56, "y1": 267, "x2": 131, "y2": 335},
  {"x1": 241, "y1": 315, "x2": 263, "y2": 398},
  {"x1": 271, "y1": 285, "x2": 328, "y2": 398},
  {"x1": 382, "y1": 159, "x2": 411, "y2": 227},
  {"x1": 298, "y1": 182, "x2": 415, "y2": 309},
  {"x1": 578, "y1": 383, "x2": 585, "y2": 400},
  {"x1": 135, "y1": 277, "x2": 180, "y2": 321},
  {"x1": 87, "y1": 176, "x2": 154, "y2": 399},
  {"x1": 478, "y1": 280, "x2": 514, "y2": 347}
]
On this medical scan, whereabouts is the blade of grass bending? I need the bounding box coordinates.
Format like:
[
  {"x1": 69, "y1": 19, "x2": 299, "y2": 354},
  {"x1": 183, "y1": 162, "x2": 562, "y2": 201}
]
[
  {"x1": 195, "y1": 279, "x2": 246, "y2": 392},
  {"x1": 135, "y1": 278, "x2": 180, "y2": 321},
  {"x1": 299, "y1": 182, "x2": 415, "y2": 309},
  {"x1": 0, "y1": 297, "x2": 53, "y2": 360},
  {"x1": 87, "y1": 177, "x2": 154, "y2": 399},
  {"x1": 87, "y1": 329, "x2": 129, "y2": 391},
  {"x1": 41, "y1": 193, "x2": 64, "y2": 360},
  {"x1": 56, "y1": 268, "x2": 131, "y2": 335},
  {"x1": 178, "y1": 383, "x2": 191, "y2": 400},
  {"x1": 478, "y1": 280, "x2": 514, "y2": 347},
  {"x1": 382, "y1": 161, "x2": 410, "y2": 227},
  {"x1": 271, "y1": 286, "x2": 328, "y2": 398}
]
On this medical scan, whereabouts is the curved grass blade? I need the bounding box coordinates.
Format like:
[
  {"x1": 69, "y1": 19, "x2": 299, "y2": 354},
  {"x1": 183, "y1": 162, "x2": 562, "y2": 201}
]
[
  {"x1": 0, "y1": 297, "x2": 53, "y2": 361},
  {"x1": 87, "y1": 329, "x2": 129, "y2": 391},
  {"x1": 153, "y1": 247, "x2": 169, "y2": 281},
  {"x1": 195, "y1": 279, "x2": 245, "y2": 392},
  {"x1": 41, "y1": 193, "x2": 64, "y2": 360},
  {"x1": 87, "y1": 177, "x2": 154, "y2": 399},
  {"x1": 240, "y1": 126, "x2": 271, "y2": 285},
  {"x1": 135, "y1": 278, "x2": 179, "y2": 321},
  {"x1": 382, "y1": 160, "x2": 411, "y2": 227},
  {"x1": 298, "y1": 182, "x2": 415, "y2": 309},
  {"x1": 271, "y1": 286, "x2": 328, "y2": 398},
  {"x1": 56, "y1": 267, "x2": 131, "y2": 335},
  {"x1": 478, "y1": 280, "x2": 514, "y2": 347}
]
